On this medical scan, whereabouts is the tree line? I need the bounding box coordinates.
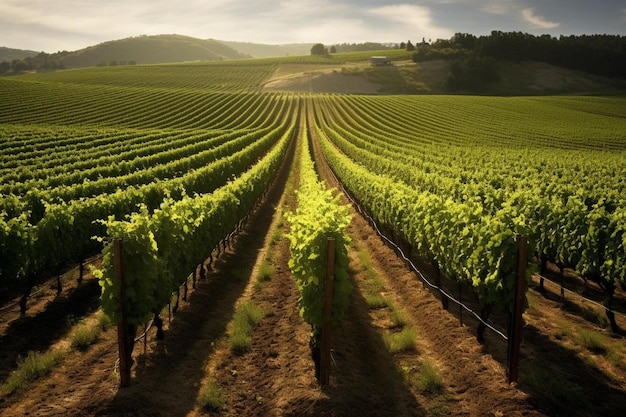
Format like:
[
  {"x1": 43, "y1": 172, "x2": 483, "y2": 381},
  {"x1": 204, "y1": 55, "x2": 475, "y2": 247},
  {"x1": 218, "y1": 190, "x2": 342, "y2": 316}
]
[
  {"x1": 1, "y1": 51, "x2": 142, "y2": 75},
  {"x1": 414, "y1": 31, "x2": 626, "y2": 79},
  {"x1": 0, "y1": 52, "x2": 66, "y2": 74}
]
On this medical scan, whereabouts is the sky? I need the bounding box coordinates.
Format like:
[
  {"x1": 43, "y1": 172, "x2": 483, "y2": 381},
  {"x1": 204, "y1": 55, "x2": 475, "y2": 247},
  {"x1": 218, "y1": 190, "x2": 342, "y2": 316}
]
[{"x1": 1, "y1": 0, "x2": 625, "y2": 53}]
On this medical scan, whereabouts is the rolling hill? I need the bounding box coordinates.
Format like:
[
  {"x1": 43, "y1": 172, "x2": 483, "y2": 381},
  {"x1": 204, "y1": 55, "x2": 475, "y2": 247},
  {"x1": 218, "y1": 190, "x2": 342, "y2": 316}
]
[
  {"x1": 217, "y1": 40, "x2": 315, "y2": 58},
  {"x1": 0, "y1": 46, "x2": 39, "y2": 62},
  {"x1": 57, "y1": 34, "x2": 247, "y2": 68}
]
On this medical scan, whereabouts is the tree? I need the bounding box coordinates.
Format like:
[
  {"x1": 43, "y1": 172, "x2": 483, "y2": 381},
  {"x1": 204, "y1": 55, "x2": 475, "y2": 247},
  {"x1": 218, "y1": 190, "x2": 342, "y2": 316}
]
[
  {"x1": 406, "y1": 40, "x2": 415, "y2": 51},
  {"x1": 445, "y1": 56, "x2": 499, "y2": 92},
  {"x1": 451, "y1": 33, "x2": 477, "y2": 50},
  {"x1": 311, "y1": 43, "x2": 326, "y2": 56},
  {"x1": 330, "y1": 45, "x2": 337, "y2": 54}
]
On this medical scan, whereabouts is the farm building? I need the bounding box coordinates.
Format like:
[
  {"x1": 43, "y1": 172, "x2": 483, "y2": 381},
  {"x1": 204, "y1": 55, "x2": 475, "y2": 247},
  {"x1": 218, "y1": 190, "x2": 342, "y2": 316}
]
[{"x1": 370, "y1": 56, "x2": 391, "y2": 66}]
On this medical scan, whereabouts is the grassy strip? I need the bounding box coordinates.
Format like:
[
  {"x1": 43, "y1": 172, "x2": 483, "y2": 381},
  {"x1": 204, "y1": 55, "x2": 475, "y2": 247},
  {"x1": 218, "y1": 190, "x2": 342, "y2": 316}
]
[
  {"x1": 70, "y1": 311, "x2": 112, "y2": 350},
  {"x1": 527, "y1": 292, "x2": 626, "y2": 376},
  {"x1": 1, "y1": 350, "x2": 65, "y2": 395},
  {"x1": 197, "y1": 138, "x2": 296, "y2": 411},
  {"x1": 1, "y1": 310, "x2": 112, "y2": 395},
  {"x1": 351, "y1": 237, "x2": 449, "y2": 410},
  {"x1": 383, "y1": 326, "x2": 418, "y2": 353},
  {"x1": 198, "y1": 378, "x2": 225, "y2": 411},
  {"x1": 229, "y1": 301, "x2": 265, "y2": 355}
]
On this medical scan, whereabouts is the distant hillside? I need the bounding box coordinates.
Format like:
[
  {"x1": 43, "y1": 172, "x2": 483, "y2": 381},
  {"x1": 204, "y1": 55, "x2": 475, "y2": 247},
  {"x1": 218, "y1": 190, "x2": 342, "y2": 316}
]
[
  {"x1": 217, "y1": 40, "x2": 314, "y2": 58},
  {"x1": 262, "y1": 54, "x2": 626, "y2": 96},
  {"x1": 0, "y1": 46, "x2": 39, "y2": 62},
  {"x1": 59, "y1": 35, "x2": 247, "y2": 68}
]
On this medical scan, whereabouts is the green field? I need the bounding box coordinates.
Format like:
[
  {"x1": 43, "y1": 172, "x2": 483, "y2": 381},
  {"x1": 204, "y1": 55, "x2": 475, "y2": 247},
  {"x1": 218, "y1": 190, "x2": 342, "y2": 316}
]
[{"x1": 1, "y1": 55, "x2": 626, "y2": 329}]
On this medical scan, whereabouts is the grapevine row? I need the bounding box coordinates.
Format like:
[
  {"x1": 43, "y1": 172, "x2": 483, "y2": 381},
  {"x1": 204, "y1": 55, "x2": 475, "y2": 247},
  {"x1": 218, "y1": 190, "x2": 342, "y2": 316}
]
[
  {"x1": 312, "y1": 95, "x2": 626, "y2": 330},
  {"x1": 0, "y1": 106, "x2": 295, "y2": 310},
  {"x1": 95, "y1": 105, "x2": 296, "y2": 331},
  {"x1": 311, "y1": 98, "x2": 529, "y2": 340},
  {"x1": 286, "y1": 99, "x2": 352, "y2": 349}
]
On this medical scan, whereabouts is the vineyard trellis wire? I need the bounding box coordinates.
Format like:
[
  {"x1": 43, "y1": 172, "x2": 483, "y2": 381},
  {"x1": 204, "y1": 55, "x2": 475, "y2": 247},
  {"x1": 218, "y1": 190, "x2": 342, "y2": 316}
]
[
  {"x1": 0, "y1": 253, "x2": 103, "y2": 314},
  {"x1": 314, "y1": 135, "x2": 511, "y2": 342},
  {"x1": 317, "y1": 135, "x2": 626, "y2": 343},
  {"x1": 536, "y1": 273, "x2": 626, "y2": 321}
]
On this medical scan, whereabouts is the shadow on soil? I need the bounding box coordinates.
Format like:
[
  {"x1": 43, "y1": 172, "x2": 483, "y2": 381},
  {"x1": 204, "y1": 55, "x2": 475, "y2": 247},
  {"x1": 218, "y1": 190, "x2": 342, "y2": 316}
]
[
  {"x1": 518, "y1": 324, "x2": 626, "y2": 417},
  {"x1": 299, "y1": 266, "x2": 426, "y2": 417},
  {"x1": 101, "y1": 207, "x2": 277, "y2": 416},
  {"x1": 535, "y1": 265, "x2": 626, "y2": 332},
  {"x1": 108, "y1": 247, "x2": 256, "y2": 417},
  {"x1": 416, "y1": 259, "x2": 626, "y2": 417},
  {"x1": 0, "y1": 279, "x2": 101, "y2": 384}
]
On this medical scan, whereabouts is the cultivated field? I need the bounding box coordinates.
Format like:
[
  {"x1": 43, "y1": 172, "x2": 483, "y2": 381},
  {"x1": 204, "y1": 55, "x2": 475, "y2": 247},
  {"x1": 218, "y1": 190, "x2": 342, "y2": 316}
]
[{"x1": 1, "y1": 53, "x2": 626, "y2": 416}]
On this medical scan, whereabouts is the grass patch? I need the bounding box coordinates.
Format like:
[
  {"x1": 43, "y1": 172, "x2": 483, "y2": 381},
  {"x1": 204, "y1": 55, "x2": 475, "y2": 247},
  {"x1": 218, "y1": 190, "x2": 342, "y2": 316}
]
[
  {"x1": 2, "y1": 350, "x2": 63, "y2": 395},
  {"x1": 576, "y1": 328, "x2": 608, "y2": 354},
  {"x1": 96, "y1": 311, "x2": 112, "y2": 330},
  {"x1": 417, "y1": 360, "x2": 444, "y2": 394},
  {"x1": 357, "y1": 247, "x2": 384, "y2": 283},
  {"x1": 198, "y1": 378, "x2": 224, "y2": 411},
  {"x1": 607, "y1": 345, "x2": 626, "y2": 371},
  {"x1": 230, "y1": 332, "x2": 252, "y2": 353},
  {"x1": 553, "y1": 318, "x2": 573, "y2": 341},
  {"x1": 357, "y1": 244, "x2": 394, "y2": 312},
  {"x1": 390, "y1": 308, "x2": 408, "y2": 328},
  {"x1": 383, "y1": 326, "x2": 417, "y2": 353},
  {"x1": 229, "y1": 301, "x2": 265, "y2": 354},
  {"x1": 269, "y1": 228, "x2": 283, "y2": 247},
  {"x1": 257, "y1": 261, "x2": 274, "y2": 282},
  {"x1": 70, "y1": 323, "x2": 99, "y2": 351},
  {"x1": 366, "y1": 293, "x2": 388, "y2": 309},
  {"x1": 70, "y1": 311, "x2": 111, "y2": 351}
]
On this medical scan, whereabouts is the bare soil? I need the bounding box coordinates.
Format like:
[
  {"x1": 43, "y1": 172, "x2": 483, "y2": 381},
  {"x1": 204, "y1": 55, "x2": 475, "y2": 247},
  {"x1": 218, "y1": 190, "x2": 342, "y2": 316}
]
[{"x1": 264, "y1": 70, "x2": 383, "y2": 94}]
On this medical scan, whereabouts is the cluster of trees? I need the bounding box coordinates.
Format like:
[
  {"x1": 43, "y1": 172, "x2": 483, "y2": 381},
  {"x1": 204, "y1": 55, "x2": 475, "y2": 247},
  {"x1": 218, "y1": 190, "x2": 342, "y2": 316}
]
[
  {"x1": 0, "y1": 52, "x2": 66, "y2": 74},
  {"x1": 445, "y1": 56, "x2": 499, "y2": 93},
  {"x1": 311, "y1": 42, "x2": 402, "y2": 55},
  {"x1": 0, "y1": 52, "x2": 137, "y2": 75},
  {"x1": 310, "y1": 43, "x2": 330, "y2": 56},
  {"x1": 0, "y1": 52, "x2": 139, "y2": 74},
  {"x1": 402, "y1": 39, "x2": 430, "y2": 51},
  {"x1": 414, "y1": 31, "x2": 626, "y2": 79},
  {"x1": 331, "y1": 42, "x2": 397, "y2": 53}
]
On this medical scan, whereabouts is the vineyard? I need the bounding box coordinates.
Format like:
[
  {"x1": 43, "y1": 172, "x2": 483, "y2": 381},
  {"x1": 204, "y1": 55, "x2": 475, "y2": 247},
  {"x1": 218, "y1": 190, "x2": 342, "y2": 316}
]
[{"x1": 1, "y1": 54, "x2": 626, "y2": 416}]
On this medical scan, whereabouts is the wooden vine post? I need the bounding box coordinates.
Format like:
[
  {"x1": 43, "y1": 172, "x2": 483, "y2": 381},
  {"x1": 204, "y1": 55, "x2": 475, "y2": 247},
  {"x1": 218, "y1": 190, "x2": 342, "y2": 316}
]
[
  {"x1": 320, "y1": 237, "x2": 336, "y2": 386},
  {"x1": 113, "y1": 238, "x2": 131, "y2": 388},
  {"x1": 507, "y1": 235, "x2": 527, "y2": 384}
]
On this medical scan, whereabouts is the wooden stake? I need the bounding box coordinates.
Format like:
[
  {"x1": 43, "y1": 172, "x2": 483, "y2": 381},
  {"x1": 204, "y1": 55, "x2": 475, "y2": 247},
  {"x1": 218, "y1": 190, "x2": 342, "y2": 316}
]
[
  {"x1": 114, "y1": 238, "x2": 131, "y2": 388},
  {"x1": 508, "y1": 235, "x2": 527, "y2": 384},
  {"x1": 320, "y1": 238, "x2": 336, "y2": 386}
]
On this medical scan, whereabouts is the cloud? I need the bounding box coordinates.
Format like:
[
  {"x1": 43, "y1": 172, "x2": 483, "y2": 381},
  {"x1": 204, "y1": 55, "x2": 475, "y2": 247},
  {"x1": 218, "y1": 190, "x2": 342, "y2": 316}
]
[
  {"x1": 521, "y1": 7, "x2": 559, "y2": 29},
  {"x1": 481, "y1": 1, "x2": 515, "y2": 15},
  {"x1": 366, "y1": 4, "x2": 452, "y2": 41},
  {"x1": 12, "y1": 0, "x2": 609, "y2": 52}
]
